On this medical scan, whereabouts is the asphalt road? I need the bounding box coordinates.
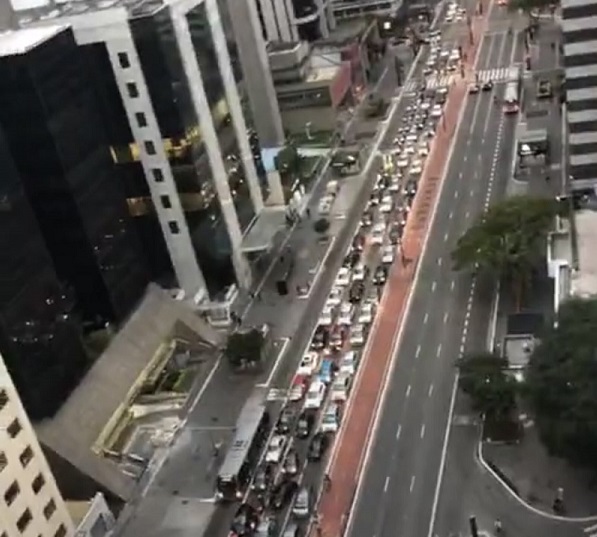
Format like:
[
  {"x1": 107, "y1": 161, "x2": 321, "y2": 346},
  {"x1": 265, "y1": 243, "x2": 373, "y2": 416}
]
[{"x1": 346, "y1": 17, "x2": 525, "y2": 537}]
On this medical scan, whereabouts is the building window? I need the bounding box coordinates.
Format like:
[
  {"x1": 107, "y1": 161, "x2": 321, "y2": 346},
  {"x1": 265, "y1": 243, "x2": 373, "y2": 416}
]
[
  {"x1": 0, "y1": 389, "x2": 7, "y2": 411},
  {"x1": 126, "y1": 82, "x2": 139, "y2": 98},
  {"x1": 32, "y1": 473, "x2": 45, "y2": 494},
  {"x1": 144, "y1": 141, "x2": 156, "y2": 155},
  {"x1": 43, "y1": 499, "x2": 56, "y2": 520},
  {"x1": 152, "y1": 168, "x2": 164, "y2": 182},
  {"x1": 7, "y1": 418, "x2": 21, "y2": 438},
  {"x1": 1, "y1": 532, "x2": 7, "y2": 537},
  {"x1": 0, "y1": 452, "x2": 6, "y2": 472},
  {"x1": 19, "y1": 446, "x2": 33, "y2": 467},
  {"x1": 161, "y1": 195, "x2": 172, "y2": 209},
  {"x1": 16, "y1": 509, "x2": 32, "y2": 532},
  {"x1": 54, "y1": 525, "x2": 67, "y2": 537},
  {"x1": 168, "y1": 221, "x2": 180, "y2": 234},
  {"x1": 118, "y1": 52, "x2": 130, "y2": 68},
  {"x1": 135, "y1": 112, "x2": 148, "y2": 128},
  {"x1": 4, "y1": 480, "x2": 20, "y2": 506}
]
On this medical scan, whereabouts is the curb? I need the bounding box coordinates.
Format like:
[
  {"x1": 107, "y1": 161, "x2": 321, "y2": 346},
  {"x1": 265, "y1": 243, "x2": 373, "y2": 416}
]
[{"x1": 476, "y1": 439, "x2": 597, "y2": 523}]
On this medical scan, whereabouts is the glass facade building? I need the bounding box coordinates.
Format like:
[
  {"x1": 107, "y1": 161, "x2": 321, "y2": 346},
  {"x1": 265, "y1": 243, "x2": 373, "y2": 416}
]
[
  {"x1": 0, "y1": 26, "x2": 149, "y2": 327},
  {"x1": 0, "y1": 44, "x2": 89, "y2": 419}
]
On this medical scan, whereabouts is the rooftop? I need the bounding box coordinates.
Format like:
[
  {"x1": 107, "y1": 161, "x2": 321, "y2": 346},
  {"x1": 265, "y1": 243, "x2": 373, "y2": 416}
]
[
  {"x1": 0, "y1": 24, "x2": 66, "y2": 56},
  {"x1": 15, "y1": 0, "x2": 167, "y2": 26},
  {"x1": 571, "y1": 209, "x2": 597, "y2": 298},
  {"x1": 36, "y1": 283, "x2": 223, "y2": 502}
]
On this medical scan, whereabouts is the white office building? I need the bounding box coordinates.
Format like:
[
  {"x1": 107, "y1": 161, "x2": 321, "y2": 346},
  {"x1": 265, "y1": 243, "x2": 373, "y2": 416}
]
[
  {"x1": 255, "y1": 0, "x2": 335, "y2": 41},
  {"x1": 0, "y1": 359, "x2": 74, "y2": 537},
  {"x1": 562, "y1": 0, "x2": 597, "y2": 190}
]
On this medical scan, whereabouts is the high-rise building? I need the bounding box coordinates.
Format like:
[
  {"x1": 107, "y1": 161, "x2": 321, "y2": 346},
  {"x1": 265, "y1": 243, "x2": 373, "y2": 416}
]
[
  {"x1": 0, "y1": 49, "x2": 91, "y2": 420},
  {"x1": 0, "y1": 24, "x2": 149, "y2": 326},
  {"x1": 0, "y1": 356, "x2": 75, "y2": 537},
  {"x1": 562, "y1": 0, "x2": 597, "y2": 190},
  {"x1": 254, "y1": 0, "x2": 335, "y2": 42},
  {"x1": 16, "y1": 0, "x2": 287, "y2": 305},
  {"x1": 331, "y1": 0, "x2": 401, "y2": 22}
]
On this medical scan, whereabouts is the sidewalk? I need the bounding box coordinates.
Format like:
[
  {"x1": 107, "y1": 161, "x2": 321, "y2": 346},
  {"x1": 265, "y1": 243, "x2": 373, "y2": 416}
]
[{"x1": 313, "y1": 78, "x2": 469, "y2": 537}]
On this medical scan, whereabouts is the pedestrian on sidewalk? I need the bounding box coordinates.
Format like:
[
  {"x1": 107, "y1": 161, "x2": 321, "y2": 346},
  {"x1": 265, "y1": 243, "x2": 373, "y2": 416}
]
[
  {"x1": 323, "y1": 473, "x2": 332, "y2": 491},
  {"x1": 306, "y1": 207, "x2": 311, "y2": 219}
]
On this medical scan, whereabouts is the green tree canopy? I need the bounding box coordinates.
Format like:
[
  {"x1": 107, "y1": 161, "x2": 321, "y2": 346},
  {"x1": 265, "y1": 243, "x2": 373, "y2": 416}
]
[
  {"x1": 525, "y1": 297, "x2": 597, "y2": 469},
  {"x1": 225, "y1": 328, "x2": 265, "y2": 368},
  {"x1": 451, "y1": 195, "x2": 557, "y2": 307},
  {"x1": 458, "y1": 352, "x2": 518, "y2": 420}
]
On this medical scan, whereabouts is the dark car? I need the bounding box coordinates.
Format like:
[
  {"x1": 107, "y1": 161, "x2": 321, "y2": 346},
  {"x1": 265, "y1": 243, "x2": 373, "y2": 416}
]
[
  {"x1": 343, "y1": 250, "x2": 360, "y2": 269},
  {"x1": 403, "y1": 179, "x2": 417, "y2": 196},
  {"x1": 230, "y1": 503, "x2": 260, "y2": 536},
  {"x1": 349, "y1": 281, "x2": 365, "y2": 304},
  {"x1": 352, "y1": 234, "x2": 365, "y2": 253},
  {"x1": 482, "y1": 80, "x2": 493, "y2": 91},
  {"x1": 373, "y1": 265, "x2": 389, "y2": 286},
  {"x1": 270, "y1": 480, "x2": 298, "y2": 510},
  {"x1": 296, "y1": 411, "x2": 315, "y2": 439},
  {"x1": 361, "y1": 210, "x2": 374, "y2": 227},
  {"x1": 307, "y1": 432, "x2": 329, "y2": 461},
  {"x1": 389, "y1": 225, "x2": 403, "y2": 245},
  {"x1": 276, "y1": 406, "x2": 294, "y2": 434},
  {"x1": 251, "y1": 465, "x2": 273, "y2": 492},
  {"x1": 283, "y1": 449, "x2": 300, "y2": 476},
  {"x1": 310, "y1": 325, "x2": 329, "y2": 350}
]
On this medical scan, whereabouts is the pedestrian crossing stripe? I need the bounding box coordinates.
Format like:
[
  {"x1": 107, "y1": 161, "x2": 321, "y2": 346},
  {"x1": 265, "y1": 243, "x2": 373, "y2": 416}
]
[
  {"x1": 266, "y1": 388, "x2": 287, "y2": 401},
  {"x1": 403, "y1": 67, "x2": 514, "y2": 91}
]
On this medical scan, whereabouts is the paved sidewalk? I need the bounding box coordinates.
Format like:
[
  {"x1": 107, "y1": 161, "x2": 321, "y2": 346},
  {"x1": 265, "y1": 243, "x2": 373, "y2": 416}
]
[{"x1": 313, "y1": 77, "x2": 469, "y2": 537}]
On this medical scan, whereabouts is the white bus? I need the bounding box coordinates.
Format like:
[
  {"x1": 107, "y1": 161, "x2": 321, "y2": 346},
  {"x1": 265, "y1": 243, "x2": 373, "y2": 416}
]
[{"x1": 503, "y1": 65, "x2": 521, "y2": 114}]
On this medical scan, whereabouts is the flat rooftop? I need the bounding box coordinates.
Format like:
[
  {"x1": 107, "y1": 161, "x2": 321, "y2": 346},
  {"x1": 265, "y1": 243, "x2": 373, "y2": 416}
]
[
  {"x1": 571, "y1": 209, "x2": 597, "y2": 298},
  {"x1": 15, "y1": 0, "x2": 166, "y2": 26},
  {"x1": 36, "y1": 283, "x2": 223, "y2": 502},
  {"x1": 0, "y1": 24, "x2": 66, "y2": 56}
]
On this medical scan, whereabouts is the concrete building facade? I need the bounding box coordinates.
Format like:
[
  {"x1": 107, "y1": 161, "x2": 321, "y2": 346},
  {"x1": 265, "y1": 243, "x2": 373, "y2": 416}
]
[
  {"x1": 0, "y1": 358, "x2": 74, "y2": 537},
  {"x1": 562, "y1": 0, "x2": 597, "y2": 190}
]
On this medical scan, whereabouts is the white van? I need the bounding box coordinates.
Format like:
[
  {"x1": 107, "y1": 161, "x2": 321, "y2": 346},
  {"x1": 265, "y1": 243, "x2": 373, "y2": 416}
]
[
  {"x1": 320, "y1": 403, "x2": 340, "y2": 433},
  {"x1": 305, "y1": 379, "x2": 326, "y2": 410}
]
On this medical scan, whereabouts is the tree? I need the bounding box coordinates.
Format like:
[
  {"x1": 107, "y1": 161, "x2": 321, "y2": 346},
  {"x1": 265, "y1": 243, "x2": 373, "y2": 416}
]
[
  {"x1": 275, "y1": 142, "x2": 303, "y2": 176},
  {"x1": 225, "y1": 328, "x2": 265, "y2": 368},
  {"x1": 457, "y1": 352, "x2": 518, "y2": 420},
  {"x1": 451, "y1": 195, "x2": 557, "y2": 309},
  {"x1": 525, "y1": 297, "x2": 597, "y2": 470}
]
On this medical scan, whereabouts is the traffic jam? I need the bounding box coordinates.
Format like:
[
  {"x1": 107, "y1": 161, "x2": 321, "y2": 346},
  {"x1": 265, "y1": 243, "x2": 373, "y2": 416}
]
[{"x1": 222, "y1": 19, "x2": 459, "y2": 537}]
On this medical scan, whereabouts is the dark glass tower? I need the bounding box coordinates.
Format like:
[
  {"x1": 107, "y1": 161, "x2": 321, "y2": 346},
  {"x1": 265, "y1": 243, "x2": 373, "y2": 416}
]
[
  {"x1": 0, "y1": 122, "x2": 89, "y2": 420},
  {"x1": 0, "y1": 27, "x2": 149, "y2": 326}
]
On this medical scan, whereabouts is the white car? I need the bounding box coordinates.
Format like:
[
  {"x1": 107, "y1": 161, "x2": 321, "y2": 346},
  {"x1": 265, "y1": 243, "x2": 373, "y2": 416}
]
[
  {"x1": 331, "y1": 374, "x2": 351, "y2": 402},
  {"x1": 339, "y1": 350, "x2": 357, "y2": 376},
  {"x1": 358, "y1": 301, "x2": 376, "y2": 325},
  {"x1": 318, "y1": 195, "x2": 333, "y2": 215},
  {"x1": 319, "y1": 305, "x2": 334, "y2": 326},
  {"x1": 298, "y1": 352, "x2": 319, "y2": 376},
  {"x1": 350, "y1": 324, "x2": 366, "y2": 347},
  {"x1": 379, "y1": 196, "x2": 393, "y2": 213},
  {"x1": 265, "y1": 435, "x2": 287, "y2": 463},
  {"x1": 418, "y1": 143, "x2": 429, "y2": 157},
  {"x1": 289, "y1": 376, "x2": 307, "y2": 402},
  {"x1": 335, "y1": 267, "x2": 351, "y2": 287},
  {"x1": 320, "y1": 403, "x2": 340, "y2": 433},
  {"x1": 338, "y1": 302, "x2": 354, "y2": 325},
  {"x1": 305, "y1": 379, "x2": 326, "y2": 409},
  {"x1": 396, "y1": 158, "x2": 409, "y2": 169},
  {"x1": 326, "y1": 287, "x2": 343, "y2": 308},
  {"x1": 371, "y1": 223, "x2": 385, "y2": 245},
  {"x1": 431, "y1": 104, "x2": 443, "y2": 119},
  {"x1": 382, "y1": 245, "x2": 395, "y2": 264},
  {"x1": 352, "y1": 263, "x2": 367, "y2": 282},
  {"x1": 389, "y1": 177, "x2": 401, "y2": 193}
]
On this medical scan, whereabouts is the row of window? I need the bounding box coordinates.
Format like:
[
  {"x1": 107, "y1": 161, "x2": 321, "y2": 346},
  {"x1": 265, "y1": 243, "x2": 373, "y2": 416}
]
[
  {"x1": 119, "y1": 52, "x2": 183, "y2": 238},
  {"x1": 5, "y1": 471, "x2": 47, "y2": 505}
]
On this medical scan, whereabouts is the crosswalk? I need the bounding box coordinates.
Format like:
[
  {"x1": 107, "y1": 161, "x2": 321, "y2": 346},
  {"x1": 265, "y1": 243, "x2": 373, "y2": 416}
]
[
  {"x1": 266, "y1": 388, "x2": 287, "y2": 401},
  {"x1": 403, "y1": 67, "x2": 513, "y2": 91}
]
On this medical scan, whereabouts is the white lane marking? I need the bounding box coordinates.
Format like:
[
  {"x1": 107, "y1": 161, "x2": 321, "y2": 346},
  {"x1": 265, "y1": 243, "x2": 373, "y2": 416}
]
[
  {"x1": 443, "y1": 312, "x2": 449, "y2": 324},
  {"x1": 384, "y1": 476, "x2": 390, "y2": 492},
  {"x1": 263, "y1": 337, "x2": 291, "y2": 386},
  {"x1": 450, "y1": 280, "x2": 455, "y2": 291},
  {"x1": 454, "y1": 190, "x2": 459, "y2": 199},
  {"x1": 420, "y1": 424, "x2": 426, "y2": 439},
  {"x1": 465, "y1": 210, "x2": 470, "y2": 219},
  {"x1": 584, "y1": 523, "x2": 597, "y2": 533},
  {"x1": 416, "y1": 345, "x2": 421, "y2": 358},
  {"x1": 423, "y1": 313, "x2": 429, "y2": 324},
  {"x1": 448, "y1": 211, "x2": 453, "y2": 219},
  {"x1": 444, "y1": 232, "x2": 449, "y2": 242},
  {"x1": 436, "y1": 344, "x2": 442, "y2": 358},
  {"x1": 395, "y1": 424, "x2": 402, "y2": 440},
  {"x1": 431, "y1": 281, "x2": 437, "y2": 292},
  {"x1": 428, "y1": 384, "x2": 434, "y2": 397},
  {"x1": 437, "y1": 257, "x2": 442, "y2": 267},
  {"x1": 410, "y1": 475, "x2": 416, "y2": 493},
  {"x1": 406, "y1": 385, "x2": 411, "y2": 398}
]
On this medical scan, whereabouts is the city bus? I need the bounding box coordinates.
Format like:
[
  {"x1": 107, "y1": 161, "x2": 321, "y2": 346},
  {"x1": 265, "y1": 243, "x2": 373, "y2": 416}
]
[
  {"x1": 216, "y1": 389, "x2": 271, "y2": 501},
  {"x1": 503, "y1": 65, "x2": 521, "y2": 114}
]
